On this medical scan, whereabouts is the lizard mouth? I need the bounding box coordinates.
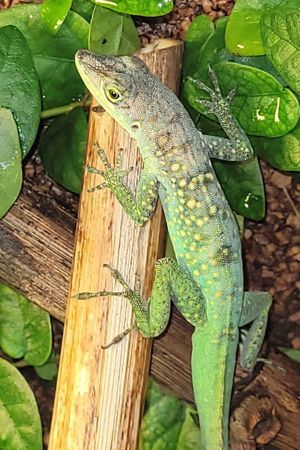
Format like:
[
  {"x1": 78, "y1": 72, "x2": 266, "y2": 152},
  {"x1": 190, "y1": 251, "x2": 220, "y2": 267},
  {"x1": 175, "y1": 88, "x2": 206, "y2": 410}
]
[
  {"x1": 75, "y1": 49, "x2": 122, "y2": 79},
  {"x1": 76, "y1": 49, "x2": 106, "y2": 77}
]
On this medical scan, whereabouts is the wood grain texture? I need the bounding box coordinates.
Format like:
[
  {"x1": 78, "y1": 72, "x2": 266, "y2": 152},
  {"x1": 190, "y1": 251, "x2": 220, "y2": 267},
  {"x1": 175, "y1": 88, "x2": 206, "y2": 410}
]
[
  {"x1": 0, "y1": 178, "x2": 75, "y2": 321},
  {"x1": 48, "y1": 40, "x2": 183, "y2": 450}
]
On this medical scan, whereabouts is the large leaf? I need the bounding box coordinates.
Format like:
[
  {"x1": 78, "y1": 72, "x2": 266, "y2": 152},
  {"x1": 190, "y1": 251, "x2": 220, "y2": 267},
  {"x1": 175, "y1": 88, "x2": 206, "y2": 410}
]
[
  {"x1": 0, "y1": 358, "x2": 42, "y2": 450},
  {"x1": 95, "y1": 0, "x2": 173, "y2": 17},
  {"x1": 89, "y1": 5, "x2": 140, "y2": 55},
  {"x1": 225, "y1": 0, "x2": 282, "y2": 56},
  {"x1": 185, "y1": 62, "x2": 300, "y2": 138},
  {"x1": 0, "y1": 108, "x2": 22, "y2": 219},
  {"x1": 251, "y1": 119, "x2": 300, "y2": 171},
  {"x1": 0, "y1": 4, "x2": 89, "y2": 109},
  {"x1": 39, "y1": 108, "x2": 87, "y2": 193},
  {"x1": 261, "y1": 3, "x2": 300, "y2": 96},
  {"x1": 197, "y1": 116, "x2": 265, "y2": 219},
  {"x1": 0, "y1": 284, "x2": 52, "y2": 366},
  {"x1": 183, "y1": 15, "x2": 214, "y2": 78},
  {"x1": 279, "y1": 347, "x2": 300, "y2": 363},
  {"x1": 41, "y1": 0, "x2": 73, "y2": 34},
  {"x1": 34, "y1": 350, "x2": 58, "y2": 381},
  {"x1": 72, "y1": 0, "x2": 95, "y2": 21},
  {"x1": 140, "y1": 380, "x2": 201, "y2": 450},
  {"x1": 0, "y1": 26, "x2": 41, "y2": 156},
  {"x1": 213, "y1": 157, "x2": 265, "y2": 220},
  {"x1": 191, "y1": 18, "x2": 228, "y2": 77},
  {"x1": 190, "y1": 18, "x2": 286, "y2": 86}
]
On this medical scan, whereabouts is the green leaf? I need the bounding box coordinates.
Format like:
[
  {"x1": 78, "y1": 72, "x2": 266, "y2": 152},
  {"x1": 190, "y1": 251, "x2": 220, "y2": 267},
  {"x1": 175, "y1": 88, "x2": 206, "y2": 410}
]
[
  {"x1": 95, "y1": 0, "x2": 173, "y2": 17},
  {"x1": 279, "y1": 347, "x2": 300, "y2": 363},
  {"x1": 251, "y1": 119, "x2": 300, "y2": 171},
  {"x1": 0, "y1": 358, "x2": 43, "y2": 450},
  {"x1": 185, "y1": 62, "x2": 300, "y2": 137},
  {"x1": 0, "y1": 4, "x2": 89, "y2": 109},
  {"x1": 177, "y1": 408, "x2": 203, "y2": 450},
  {"x1": 193, "y1": 18, "x2": 229, "y2": 75},
  {"x1": 39, "y1": 108, "x2": 87, "y2": 193},
  {"x1": 189, "y1": 18, "x2": 286, "y2": 85},
  {"x1": 261, "y1": 3, "x2": 300, "y2": 96},
  {"x1": 41, "y1": 0, "x2": 73, "y2": 34},
  {"x1": 230, "y1": 55, "x2": 288, "y2": 86},
  {"x1": 72, "y1": 0, "x2": 95, "y2": 21},
  {"x1": 0, "y1": 26, "x2": 41, "y2": 156},
  {"x1": 165, "y1": 234, "x2": 176, "y2": 259},
  {"x1": 213, "y1": 157, "x2": 265, "y2": 220},
  {"x1": 89, "y1": 5, "x2": 140, "y2": 55},
  {"x1": 183, "y1": 15, "x2": 214, "y2": 78},
  {"x1": 225, "y1": 0, "x2": 282, "y2": 56},
  {"x1": 0, "y1": 284, "x2": 52, "y2": 366},
  {"x1": 0, "y1": 108, "x2": 22, "y2": 219},
  {"x1": 34, "y1": 350, "x2": 58, "y2": 381},
  {"x1": 140, "y1": 380, "x2": 201, "y2": 450}
]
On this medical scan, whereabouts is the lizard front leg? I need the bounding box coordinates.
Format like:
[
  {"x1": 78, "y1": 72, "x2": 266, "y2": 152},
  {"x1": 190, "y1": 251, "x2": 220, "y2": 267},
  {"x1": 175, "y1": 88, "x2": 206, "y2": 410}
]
[
  {"x1": 239, "y1": 291, "x2": 273, "y2": 371},
  {"x1": 77, "y1": 258, "x2": 206, "y2": 338},
  {"x1": 190, "y1": 68, "x2": 254, "y2": 162},
  {"x1": 89, "y1": 143, "x2": 159, "y2": 226}
]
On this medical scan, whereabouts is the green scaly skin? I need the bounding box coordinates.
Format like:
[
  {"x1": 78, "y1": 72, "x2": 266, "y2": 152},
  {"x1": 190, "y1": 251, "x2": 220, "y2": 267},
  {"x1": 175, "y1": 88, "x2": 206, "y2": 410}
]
[{"x1": 75, "y1": 50, "x2": 272, "y2": 450}]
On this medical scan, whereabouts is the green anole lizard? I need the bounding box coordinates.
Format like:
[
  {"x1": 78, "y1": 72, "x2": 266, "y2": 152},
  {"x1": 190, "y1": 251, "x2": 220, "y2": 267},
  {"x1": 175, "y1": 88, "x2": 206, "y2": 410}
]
[{"x1": 75, "y1": 50, "x2": 272, "y2": 450}]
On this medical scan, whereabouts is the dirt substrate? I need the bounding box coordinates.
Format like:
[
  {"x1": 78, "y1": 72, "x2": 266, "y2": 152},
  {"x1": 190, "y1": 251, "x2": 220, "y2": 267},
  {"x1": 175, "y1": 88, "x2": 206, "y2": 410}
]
[{"x1": 244, "y1": 162, "x2": 300, "y2": 350}]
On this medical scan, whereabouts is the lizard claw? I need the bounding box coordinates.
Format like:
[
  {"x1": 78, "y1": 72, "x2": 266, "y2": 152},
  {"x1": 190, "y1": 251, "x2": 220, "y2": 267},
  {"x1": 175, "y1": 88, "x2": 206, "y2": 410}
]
[
  {"x1": 226, "y1": 88, "x2": 236, "y2": 104},
  {"x1": 88, "y1": 182, "x2": 108, "y2": 192},
  {"x1": 101, "y1": 323, "x2": 136, "y2": 350},
  {"x1": 194, "y1": 98, "x2": 214, "y2": 114},
  {"x1": 94, "y1": 142, "x2": 110, "y2": 168},
  {"x1": 115, "y1": 147, "x2": 124, "y2": 170},
  {"x1": 86, "y1": 166, "x2": 104, "y2": 176},
  {"x1": 103, "y1": 264, "x2": 132, "y2": 292},
  {"x1": 207, "y1": 65, "x2": 221, "y2": 94},
  {"x1": 187, "y1": 76, "x2": 214, "y2": 96}
]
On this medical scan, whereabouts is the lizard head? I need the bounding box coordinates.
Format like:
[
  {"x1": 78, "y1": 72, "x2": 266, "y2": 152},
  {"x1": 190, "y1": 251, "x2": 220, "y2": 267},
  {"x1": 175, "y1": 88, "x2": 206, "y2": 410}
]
[{"x1": 75, "y1": 49, "x2": 151, "y2": 134}]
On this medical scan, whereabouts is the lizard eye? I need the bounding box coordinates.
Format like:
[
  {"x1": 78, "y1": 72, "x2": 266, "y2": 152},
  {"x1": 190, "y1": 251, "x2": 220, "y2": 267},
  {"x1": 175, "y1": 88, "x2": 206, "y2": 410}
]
[{"x1": 106, "y1": 87, "x2": 122, "y2": 103}]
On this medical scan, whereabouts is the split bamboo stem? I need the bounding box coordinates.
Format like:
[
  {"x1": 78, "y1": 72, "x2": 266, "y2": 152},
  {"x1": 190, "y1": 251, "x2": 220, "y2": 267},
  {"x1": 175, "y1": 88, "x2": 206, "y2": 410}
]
[{"x1": 48, "y1": 40, "x2": 183, "y2": 450}]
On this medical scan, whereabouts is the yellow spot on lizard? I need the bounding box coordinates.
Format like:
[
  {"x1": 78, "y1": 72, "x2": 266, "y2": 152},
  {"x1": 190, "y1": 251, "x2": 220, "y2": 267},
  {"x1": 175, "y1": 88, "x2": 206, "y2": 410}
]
[{"x1": 187, "y1": 199, "x2": 196, "y2": 209}]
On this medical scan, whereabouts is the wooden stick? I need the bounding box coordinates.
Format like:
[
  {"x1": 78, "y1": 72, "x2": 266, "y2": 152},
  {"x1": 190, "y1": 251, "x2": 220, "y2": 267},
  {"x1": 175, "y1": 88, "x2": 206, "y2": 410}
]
[{"x1": 48, "y1": 40, "x2": 183, "y2": 450}]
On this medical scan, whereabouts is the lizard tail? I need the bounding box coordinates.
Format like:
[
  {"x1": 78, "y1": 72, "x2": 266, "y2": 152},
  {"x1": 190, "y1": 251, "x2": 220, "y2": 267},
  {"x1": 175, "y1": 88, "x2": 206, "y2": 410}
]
[{"x1": 191, "y1": 327, "x2": 239, "y2": 450}]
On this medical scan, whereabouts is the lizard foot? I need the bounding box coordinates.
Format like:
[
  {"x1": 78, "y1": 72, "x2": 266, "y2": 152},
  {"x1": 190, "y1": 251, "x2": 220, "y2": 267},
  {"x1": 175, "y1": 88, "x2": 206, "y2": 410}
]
[
  {"x1": 90, "y1": 143, "x2": 133, "y2": 188},
  {"x1": 74, "y1": 265, "x2": 138, "y2": 348},
  {"x1": 85, "y1": 165, "x2": 109, "y2": 192},
  {"x1": 74, "y1": 264, "x2": 135, "y2": 300},
  {"x1": 188, "y1": 66, "x2": 236, "y2": 119},
  {"x1": 101, "y1": 323, "x2": 136, "y2": 349},
  {"x1": 103, "y1": 263, "x2": 135, "y2": 297}
]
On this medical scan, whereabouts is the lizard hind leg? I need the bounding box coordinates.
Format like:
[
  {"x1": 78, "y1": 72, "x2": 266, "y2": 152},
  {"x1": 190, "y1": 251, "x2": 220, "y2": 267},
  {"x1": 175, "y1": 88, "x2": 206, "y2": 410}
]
[
  {"x1": 75, "y1": 258, "x2": 206, "y2": 338},
  {"x1": 239, "y1": 291, "x2": 273, "y2": 371}
]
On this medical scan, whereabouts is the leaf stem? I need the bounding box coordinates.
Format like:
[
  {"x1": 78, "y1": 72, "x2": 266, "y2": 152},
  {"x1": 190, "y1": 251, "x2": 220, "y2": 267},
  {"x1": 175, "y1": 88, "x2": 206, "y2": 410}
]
[{"x1": 41, "y1": 97, "x2": 91, "y2": 119}]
